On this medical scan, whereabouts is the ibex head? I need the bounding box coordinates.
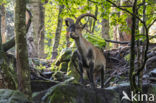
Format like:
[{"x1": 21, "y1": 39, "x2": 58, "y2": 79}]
[{"x1": 65, "y1": 13, "x2": 97, "y2": 39}]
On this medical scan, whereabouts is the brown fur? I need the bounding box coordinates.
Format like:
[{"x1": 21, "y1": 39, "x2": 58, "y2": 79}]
[{"x1": 65, "y1": 13, "x2": 106, "y2": 88}]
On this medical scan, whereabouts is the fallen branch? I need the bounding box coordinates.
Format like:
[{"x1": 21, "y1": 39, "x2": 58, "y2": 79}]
[
  {"x1": 104, "y1": 70, "x2": 117, "y2": 86},
  {"x1": 105, "y1": 39, "x2": 129, "y2": 44},
  {"x1": 3, "y1": 37, "x2": 15, "y2": 52}
]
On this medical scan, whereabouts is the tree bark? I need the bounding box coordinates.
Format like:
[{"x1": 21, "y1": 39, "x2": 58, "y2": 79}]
[
  {"x1": 38, "y1": 4, "x2": 45, "y2": 58},
  {"x1": 31, "y1": 0, "x2": 45, "y2": 58},
  {"x1": 111, "y1": 1, "x2": 120, "y2": 48},
  {"x1": 92, "y1": 5, "x2": 98, "y2": 33},
  {"x1": 0, "y1": 9, "x2": 2, "y2": 59},
  {"x1": 15, "y1": 0, "x2": 32, "y2": 99},
  {"x1": 129, "y1": 0, "x2": 137, "y2": 93},
  {"x1": 1, "y1": 4, "x2": 6, "y2": 44},
  {"x1": 113, "y1": 25, "x2": 119, "y2": 48},
  {"x1": 101, "y1": 18, "x2": 109, "y2": 49},
  {"x1": 119, "y1": 0, "x2": 132, "y2": 43},
  {"x1": 52, "y1": 5, "x2": 64, "y2": 59}
]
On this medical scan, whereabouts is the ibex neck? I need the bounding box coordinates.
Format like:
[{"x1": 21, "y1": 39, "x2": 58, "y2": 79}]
[{"x1": 75, "y1": 36, "x2": 86, "y2": 53}]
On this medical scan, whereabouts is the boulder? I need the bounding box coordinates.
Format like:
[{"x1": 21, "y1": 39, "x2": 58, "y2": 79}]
[
  {"x1": 52, "y1": 71, "x2": 69, "y2": 82},
  {"x1": 0, "y1": 89, "x2": 30, "y2": 103},
  {"x1": 33, "y1": 82, "x2": 156, "y2": 103},
  {"x1": 55, "y1": 48, "x2": 73, "y2": 73}
]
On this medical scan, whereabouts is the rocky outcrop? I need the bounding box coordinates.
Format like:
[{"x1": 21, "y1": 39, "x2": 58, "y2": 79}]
[
  {"x1": 33, "y1": 82, "x2": 156, "y2": 103},
  {"x1": 0, "y1": 89, "x2": 30, "y2": 103}
]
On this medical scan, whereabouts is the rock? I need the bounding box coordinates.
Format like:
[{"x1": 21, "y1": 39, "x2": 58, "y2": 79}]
[
  {"x1": 0, "y1": 89, "x2": 30, "y2": 103},
  {"x1": 55, "y1": 48, "x2": 72, "y2": 66},
  {"x1": 67, "y1": 51, "x2": 89, "y2": 83},
  {"x1": 59, "y1": 62, "x2": 68, "y2": 72},
  {"x1": 29, "y1": 58, "x2": 51, "y2": 68},
  {"x1": 54, "y1": 48, "x2": 73, "y2": 73},
  {"x1": 33, "y1": 83, "x2": 156, "y2": 103},
  {"x1": 52, "y1": 71, "x2": 69, "y2": 82},
  {"x1": 67, "y1": 60, "x2": 80, "y2": 82},
  {"x1": 0, "y1": 61, "x2": 17, "y2": 89},
  {"x1": 31, "y1": 80, "x2": 58, "y2": 92}
]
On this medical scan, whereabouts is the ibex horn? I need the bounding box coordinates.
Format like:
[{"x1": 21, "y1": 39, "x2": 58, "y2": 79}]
[{"x1": 76, "y1": 13, "x2": 97, "y2": 24}]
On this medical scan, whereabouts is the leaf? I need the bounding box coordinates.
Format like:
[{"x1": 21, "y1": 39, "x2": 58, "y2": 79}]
[{"x1": 83, "y1": 33, "x2": 106, "y2": 48}]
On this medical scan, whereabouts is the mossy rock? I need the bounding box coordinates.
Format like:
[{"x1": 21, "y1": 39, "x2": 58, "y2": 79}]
[
  {"x1": 67, "y1": 61, "x2": 80, "y2": 82},
  {"x1": 34, "y1": 82, "x2": 156, "y2": 103},
  {"x1": 41, "y1": 84, "x2": 118, "y2": 103},
  {"x1": 55, "y1": 48, "x2": 73, "y2": 66},
  {"x1": 0, "y1": 89, "x2": 30, "y2": 103},
  {"x1": 59, "y1": 62, "x2": 68, "y2": 72},
  {"x1": 52, "y1": 71, "x2": 69, "y2": 82},
  {"x1": 0, "y1": 61, "x2": 17, "y2": 89},
  {"x1": 67, "y1": 51, "x2": 88, "y2": 83}
]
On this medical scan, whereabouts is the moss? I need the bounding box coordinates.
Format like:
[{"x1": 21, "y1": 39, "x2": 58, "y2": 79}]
[
  {"x1": 46, "y1": 85, "x2": 78, "y2": 103},
  {"x1": 0, "y1": 61, "x2": 17, "y2": 89},
  {"x1": 124, "y1": 54, "x2": 130, "y2": 62},
  {"x1": 52, "y1": 71, "x2": 65, "y2": 81},
  {"x1": 55, "y1": 48, "x2": 72, "y2": 66},
  {"x1": 0, "y1": 89, "x2": 30, "y2": 103},
  {"x1": 59, "y1": 62, "x2": 68, "y2": 72},
  {"x1": 67, "y1": 61, "x2": 80, "y2": 82}
]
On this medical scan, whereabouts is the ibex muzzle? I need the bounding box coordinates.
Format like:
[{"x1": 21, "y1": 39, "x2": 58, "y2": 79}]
[{"x1": 65, "y1": 13, "x2": 106, "y2": 88}]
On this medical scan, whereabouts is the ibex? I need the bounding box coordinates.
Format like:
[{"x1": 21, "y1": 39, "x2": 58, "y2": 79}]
[{"x1": 65, "y1": 13, "x2": 106, "y2": 88}]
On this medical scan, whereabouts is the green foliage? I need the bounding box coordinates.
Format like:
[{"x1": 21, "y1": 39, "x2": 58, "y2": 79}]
[
  {"x1": 135, "y1": 34, "x2": 146, "y2": 41},
  {"x1": 83, "y1": 33, "x2": 106, "y2": 48},
  {"x1": 0, "y1": 0, "x2": 7, "y2": 5}
]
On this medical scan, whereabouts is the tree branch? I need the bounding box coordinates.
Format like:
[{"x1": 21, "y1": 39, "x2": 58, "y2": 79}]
[
  {"x1": 3, "y1": 37, "x2": 15, "y2": 52},
  {"x1": 148, "y1": 19, "x2": 156, "y2": 29},
  {"x1": 105, "y1": 39, "x2": 129, "y2": 44}
]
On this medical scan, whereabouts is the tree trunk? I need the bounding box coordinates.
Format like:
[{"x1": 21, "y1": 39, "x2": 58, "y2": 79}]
[
  {"x1": 119, "y1": 0, "x2": 132, "y2": 43},
  {"x1": 113, "y1": 26, "x2": 118, "y2": 48},
  {"x1": 129, "y1": 0, "x2": 137, "y2": 93},
  {"x1": 92, "y1": 5, "x2": 98, "y2": 33},
  {"x1": 15, "y1": 0, "x2": 32, "y2": 99},
  {"x1": 0, "y1": 9, "x2": 2, "y2": 59},
  {"x1": 1, "y1": 4, "x2": 6, "y2": 44},
  {"x1": 52, "y1": 5, "x2": 64, "y2": 59},
  {"x1": 38, "y1": 4, "x2": 45, "y2": 58},
  {"x1": 101, "y1": 18, "x2": 109, "y2": 49},
  {"x1": 111, "y1": 1, "x2": 120, "y2": 48},
  {"x1": 31, "y1": 0, "x2": 45, "y2": 58}
]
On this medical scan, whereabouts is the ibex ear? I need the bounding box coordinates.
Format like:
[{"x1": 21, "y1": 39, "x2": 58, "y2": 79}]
[
  {"x1": 65, "y1": 18, "x2": 74, "y2": 27},
  {"x1": 65, "y1": 20, "x2": 69, "y2": 27}
]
